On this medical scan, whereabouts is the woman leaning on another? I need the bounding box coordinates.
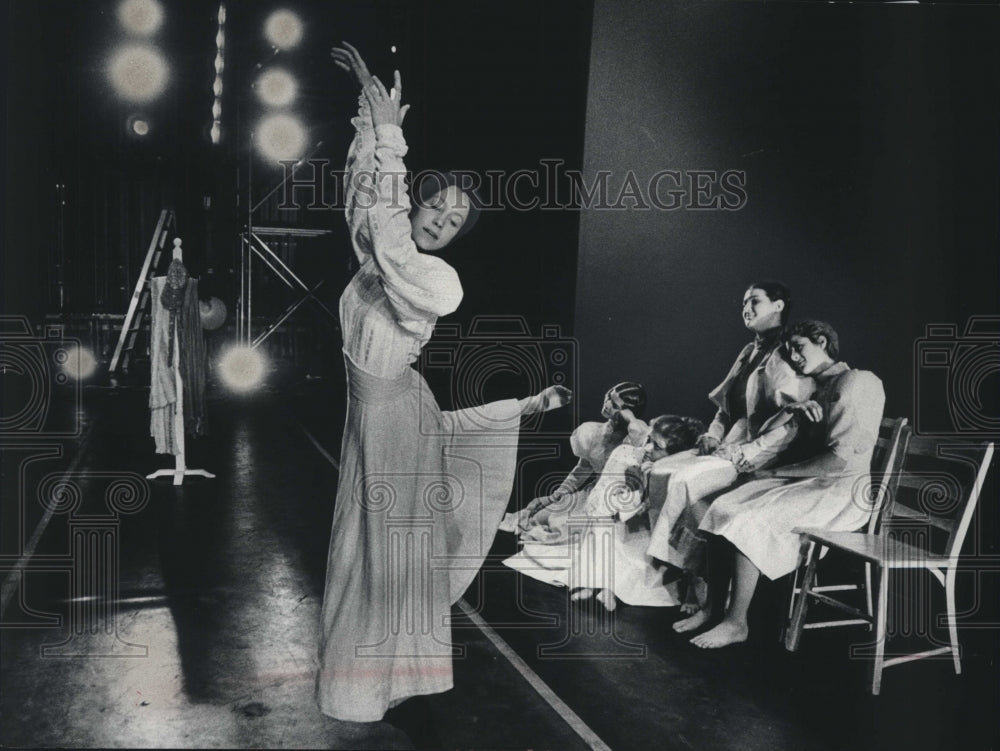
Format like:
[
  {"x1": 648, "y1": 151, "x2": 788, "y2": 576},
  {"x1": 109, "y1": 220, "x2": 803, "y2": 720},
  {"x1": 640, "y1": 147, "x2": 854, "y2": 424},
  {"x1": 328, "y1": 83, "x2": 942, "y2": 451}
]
[{"x1": 678, "y1": 320, "x2": 886, "y2": 648}]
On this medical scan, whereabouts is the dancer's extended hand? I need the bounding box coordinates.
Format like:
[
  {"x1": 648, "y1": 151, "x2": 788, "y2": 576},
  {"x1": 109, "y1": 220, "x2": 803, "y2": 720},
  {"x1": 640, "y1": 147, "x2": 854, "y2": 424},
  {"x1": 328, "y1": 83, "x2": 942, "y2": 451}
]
[
  {"x1": 331, "y1": 41, "x2": 375, "y2": 90},
  {"x1": 363, "y1": 71, "x2": 410, "y2": 129}
]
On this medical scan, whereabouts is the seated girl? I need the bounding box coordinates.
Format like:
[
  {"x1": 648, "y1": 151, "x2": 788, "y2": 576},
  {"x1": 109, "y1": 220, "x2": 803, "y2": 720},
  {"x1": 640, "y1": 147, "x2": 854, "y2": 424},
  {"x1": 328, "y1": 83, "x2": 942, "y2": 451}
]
[
  {"x1": 504, "y1": 381, "x2": 649, "y2": 543},
  {"x1": 675, "y1": 320, "x2": 885, "y2": 647},
  {"x1": 504, "y1": 413, "x2": 704, "y2": 610}
]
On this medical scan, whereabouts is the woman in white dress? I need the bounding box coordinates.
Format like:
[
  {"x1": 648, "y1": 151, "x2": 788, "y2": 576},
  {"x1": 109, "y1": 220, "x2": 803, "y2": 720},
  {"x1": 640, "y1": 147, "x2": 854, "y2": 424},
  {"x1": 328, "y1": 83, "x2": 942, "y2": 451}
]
[
  {"x1": 505, "y1": 406, "x2": 703, "y2": 610},
  {"x1": 680, "y1": 320, "x2": 885, "y2": 648},
  {"x1": 512, "y1": 382, "x2": 649, "y2": 544},
  {"x1": 316, "y1": 44, "x2": 570, "y2": 722}
]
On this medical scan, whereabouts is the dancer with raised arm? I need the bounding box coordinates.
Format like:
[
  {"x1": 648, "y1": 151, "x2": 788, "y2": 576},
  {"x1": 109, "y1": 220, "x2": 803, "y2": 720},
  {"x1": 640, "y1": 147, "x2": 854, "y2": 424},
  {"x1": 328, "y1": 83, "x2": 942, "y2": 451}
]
[{"x1": 316, "y1": 44, "x2": 570, "y2": 723}]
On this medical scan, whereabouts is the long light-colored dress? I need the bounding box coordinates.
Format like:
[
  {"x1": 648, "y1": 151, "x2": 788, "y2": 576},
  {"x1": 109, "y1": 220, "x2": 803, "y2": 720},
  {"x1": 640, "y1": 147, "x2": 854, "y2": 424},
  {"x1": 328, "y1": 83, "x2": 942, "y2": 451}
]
[
  {"x1": 503, "y1": 423, "x2": 680, "y2": 607},
  {"x1": 646, "y1": 336, "x2": 813, "y2": 575},
  {"x1": 699, "y1": 363, "x2": 885, "y2": 580},
  {"x1": 316, "y1": 99, "x2": 524, "y2": 722}
]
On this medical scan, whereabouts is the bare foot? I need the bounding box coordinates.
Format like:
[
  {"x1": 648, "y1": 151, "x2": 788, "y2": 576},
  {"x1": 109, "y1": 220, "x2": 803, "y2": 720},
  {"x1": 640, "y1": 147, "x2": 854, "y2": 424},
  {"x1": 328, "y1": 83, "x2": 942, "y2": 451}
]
[
  {"x1": 521, "y1": 386, "x2": 573, "y2": 415},
  {"x1": 680, "y1": 576, "x2": 707, "y2": 615},
  {"x1": 690, "y1": 619, "x2": 748, "y2": 648},
  {"x1": 596, "y1": 589, "x2": 617, "y2": 611},
  {"x1": 570, "y1": 588, "x2": 596, "y2": 602},
  {"x1": 672, "y1": 609, "x2": 710, "y2": 633}
]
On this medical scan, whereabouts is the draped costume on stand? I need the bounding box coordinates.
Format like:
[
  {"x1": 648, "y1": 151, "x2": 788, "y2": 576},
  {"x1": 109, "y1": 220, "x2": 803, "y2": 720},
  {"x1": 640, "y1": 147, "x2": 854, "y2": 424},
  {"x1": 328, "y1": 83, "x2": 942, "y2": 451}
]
[
  {"x1": 149, "y1": 262, "x2": 208, "y2": 453},
  {"x1": 316, "y1": 99, "x2": 524, "y2": 721}
]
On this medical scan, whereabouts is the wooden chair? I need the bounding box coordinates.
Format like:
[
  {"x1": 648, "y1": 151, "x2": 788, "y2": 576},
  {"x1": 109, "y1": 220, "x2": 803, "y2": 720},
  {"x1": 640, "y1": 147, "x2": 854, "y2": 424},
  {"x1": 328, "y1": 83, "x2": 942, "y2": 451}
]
[
  {"x1": 781, "y1": 417, "x2": 910, "y2": 638},
  {"x1": 785, "y1": 436, "x2": 995, "y2": 695}
]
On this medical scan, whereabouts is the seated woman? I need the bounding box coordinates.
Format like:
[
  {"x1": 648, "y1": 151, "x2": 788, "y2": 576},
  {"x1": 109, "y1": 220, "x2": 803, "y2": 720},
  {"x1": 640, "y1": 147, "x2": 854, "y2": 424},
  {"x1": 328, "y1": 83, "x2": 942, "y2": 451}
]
[
  {"x1": 505, "y1": 381, "x2": 649, "y2": 543},
  {"x1": 676, "y1": 320, "x2": 885, "y2": 647},
  {"x1": 505, "y1": 413, "x2": 704, "y2": 610},
  {"x1": 645, "y1": 282, "x2": 813, "y2": 614}
]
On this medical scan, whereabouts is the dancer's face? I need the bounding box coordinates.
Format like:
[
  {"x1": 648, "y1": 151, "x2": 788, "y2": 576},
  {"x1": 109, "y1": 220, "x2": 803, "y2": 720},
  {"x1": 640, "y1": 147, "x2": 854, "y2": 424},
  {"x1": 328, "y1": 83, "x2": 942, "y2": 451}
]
[
  {"x1": 742, "y1": 287, "x2": 784, "y2": 333},
  {"x1": 601, "y1": 389, "x2": 626, "y2": 419},
  {"x1": 643, "y1": 431, "x2": 670, "y2": 462},
  {"x1": 786, "y1": 335, "x2": 833, "y2": 376},
  {"x1": 411, "y1": 186, "x2": 471, "y2": 251}
]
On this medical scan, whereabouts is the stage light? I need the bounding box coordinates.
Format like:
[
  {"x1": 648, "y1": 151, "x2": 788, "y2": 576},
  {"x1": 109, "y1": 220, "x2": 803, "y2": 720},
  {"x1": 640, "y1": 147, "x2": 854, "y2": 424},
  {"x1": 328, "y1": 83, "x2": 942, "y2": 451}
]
[
  {"x1": 255, "y1": 113, "x2": 306, "y2": 162},
  {"x1": 264, "y1": 10, "x2": 303, "y2": 50},
  {"x1": 117, "y1": 0, "x2": 164, "y2": 36},
  {"x1": 391, "y1": 45, "x2": 397, "y2": 54},
  {"x1": 129, "y1": 116, "x2": 151, "y2": 135},
  {"x1": 219, "y1": 345, "x2": 266, "y2": 393},
  {"x1": 108, "y1": 44, "x2": 169, "y2": 103},
  {"x1": 255, "y1": 68, "x2": 297, "y2": 107},
  {"x1": 59, "y1": 345, "x2": 98, "y2": 381},
  {"x1": 210, "y1": 2, "x2": 226, "y2": 147}
]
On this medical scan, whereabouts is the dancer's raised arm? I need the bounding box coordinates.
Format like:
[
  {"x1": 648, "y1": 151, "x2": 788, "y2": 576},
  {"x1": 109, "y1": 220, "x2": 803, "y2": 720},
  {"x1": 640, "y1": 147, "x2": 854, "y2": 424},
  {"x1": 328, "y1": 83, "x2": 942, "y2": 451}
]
[{"x1": 332, "y1": 43, "x2": 462, "y2": 323}]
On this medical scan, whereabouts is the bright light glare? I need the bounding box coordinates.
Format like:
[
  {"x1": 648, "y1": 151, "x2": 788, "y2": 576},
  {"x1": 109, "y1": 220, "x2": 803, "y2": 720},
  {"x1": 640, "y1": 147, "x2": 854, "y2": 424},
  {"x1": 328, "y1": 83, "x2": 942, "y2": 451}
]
[
  {"x1": 59, "y1": 346, "x2": 98, "y2": 381},
  {"x1": 255, "y1": 68, "x2": 297, "y2": 107},
  {"x1": 131, "y1": 117, "x2": 150, "y2": 135},
  {"x1": 218, "y1": 346, "x2": 266, "y2": 392},
  {"x1": 256, "y1": 113, "x2": 306, "y2": 162},
  {"x1": 108, "y1": 45, "x2": 169, "y2": 103},
  {"x1": 264, "y1": 10, "x2": 303, "y2": 50},
  {"x1": 117, "y1": 0, "x2": 164, "y2": 36}
]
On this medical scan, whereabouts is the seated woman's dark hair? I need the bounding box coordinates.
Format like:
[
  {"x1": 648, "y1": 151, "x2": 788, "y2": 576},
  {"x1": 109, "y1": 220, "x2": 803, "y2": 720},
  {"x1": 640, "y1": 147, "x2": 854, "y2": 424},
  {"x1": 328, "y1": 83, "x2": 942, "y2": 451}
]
[
  {"x1": 784, "y1": 319, "x2": 840, "y2": 360},
  {"x1": 412, "y1": 169, "x2": 482, "y2": 241},
  {"x1": 607, "y1": 381, "x2": 647, "y2": 432},
  {"x1": 650, "y1": 415, "x2": 707, "y2": 455},
  {"x1": 746, "y1": 280, "x2": 792, "y2": 326}
]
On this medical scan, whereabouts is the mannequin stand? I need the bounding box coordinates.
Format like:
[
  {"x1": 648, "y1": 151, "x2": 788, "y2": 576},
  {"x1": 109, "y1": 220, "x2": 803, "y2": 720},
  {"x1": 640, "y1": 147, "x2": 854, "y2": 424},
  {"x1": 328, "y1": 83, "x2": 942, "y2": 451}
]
[{"x1": 147, "y1": 239, "x2": 215, "y2": 486}]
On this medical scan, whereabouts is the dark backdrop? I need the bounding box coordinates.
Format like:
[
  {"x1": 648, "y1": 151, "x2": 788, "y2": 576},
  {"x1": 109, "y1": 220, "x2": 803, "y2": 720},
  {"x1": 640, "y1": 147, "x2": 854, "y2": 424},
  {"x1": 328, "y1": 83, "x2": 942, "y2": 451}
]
[{"x1": 574, "y1": 0, "x2": 999, "y2": 429}]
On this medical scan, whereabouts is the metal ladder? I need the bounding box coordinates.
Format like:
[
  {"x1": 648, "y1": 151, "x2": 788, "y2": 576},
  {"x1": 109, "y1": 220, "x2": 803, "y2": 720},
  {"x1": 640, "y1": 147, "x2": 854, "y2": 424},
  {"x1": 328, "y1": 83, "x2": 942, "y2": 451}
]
[{"x1": 109, "y1": 208, "x2": 176, "y2": 374}]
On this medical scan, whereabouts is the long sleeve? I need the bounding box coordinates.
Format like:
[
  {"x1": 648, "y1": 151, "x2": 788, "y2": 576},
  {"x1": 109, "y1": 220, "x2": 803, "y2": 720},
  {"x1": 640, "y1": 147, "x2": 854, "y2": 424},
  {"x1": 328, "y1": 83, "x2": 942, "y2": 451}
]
[
  {"x1": 554, "y1": 458, "x2": 596, "y2": 496},
  {"x1": 825, "y1": 370, "x2": 885, "y2": 462},
  {"x1": 342, "y1": 101, "x2": 462, "y2": 333},
  {"x1": 737, "y1": 410, "x2": 801, "y2": 471},
  {"x1": 367, "y1": 124, "x2": 462, "y2": 320},
  {"x1": 705, "y1": 408, "x2": 730, "y2": 443},
  {"x1": 344, "y1": 96, "x2": 376, "y2": 264}
]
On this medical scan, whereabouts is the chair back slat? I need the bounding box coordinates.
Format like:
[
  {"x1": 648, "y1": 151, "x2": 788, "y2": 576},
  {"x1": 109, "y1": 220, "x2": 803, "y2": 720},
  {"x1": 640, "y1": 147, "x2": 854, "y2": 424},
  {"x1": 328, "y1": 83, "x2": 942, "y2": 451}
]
[
  {"x1": 879, "y1": 438, "x2": 995, "y2": 559},
  {"x1": 942, "y1": 442, "x2": 994, "y2": 559},
  {"x1": 864, "y1": 417, "x2": 910, "y2": 533}
]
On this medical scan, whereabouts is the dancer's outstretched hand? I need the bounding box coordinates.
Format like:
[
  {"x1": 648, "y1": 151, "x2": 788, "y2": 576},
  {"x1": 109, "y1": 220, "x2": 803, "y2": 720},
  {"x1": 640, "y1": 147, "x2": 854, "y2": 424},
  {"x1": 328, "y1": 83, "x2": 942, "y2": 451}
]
[
  {"x1": 331, "y1": 41, "x2": 374, "y2": 90},
  {"x1": 363, "y1": 71, "x2": 410, "y2": 129}
]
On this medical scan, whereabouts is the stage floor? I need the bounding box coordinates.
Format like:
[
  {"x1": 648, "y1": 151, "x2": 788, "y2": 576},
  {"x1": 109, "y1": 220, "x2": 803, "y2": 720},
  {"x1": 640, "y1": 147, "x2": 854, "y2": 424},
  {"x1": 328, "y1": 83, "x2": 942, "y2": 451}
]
[{"x1": 1, "y1": 381, "x2": 996, "y2": 750}]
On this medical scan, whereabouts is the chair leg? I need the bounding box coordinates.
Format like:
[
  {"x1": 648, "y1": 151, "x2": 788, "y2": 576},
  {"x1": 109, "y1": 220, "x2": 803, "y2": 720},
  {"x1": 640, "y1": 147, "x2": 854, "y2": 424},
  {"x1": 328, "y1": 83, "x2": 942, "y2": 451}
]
[
  {"x1": 945, "y1": 566, "x2": 961, "y2": 675},
  {"x1": 871, "y1": 564, "x2": 889, "y2": 696},
  {"x1": 863, "y1": 561, "x2": 873, "y2": 628},
  {"x1": 785, "y1": 540, "x2": 819, "y2": 652}
]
